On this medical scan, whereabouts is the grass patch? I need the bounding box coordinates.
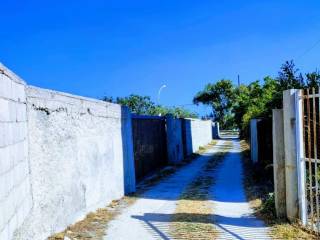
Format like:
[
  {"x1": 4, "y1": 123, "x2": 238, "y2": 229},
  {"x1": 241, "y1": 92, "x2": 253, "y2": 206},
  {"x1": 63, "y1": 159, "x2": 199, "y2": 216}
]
[
  {"x1": 240, "y1": 140, "x2": 318, "y2": 240},
  {"x1": 170, "y1": 141, "x2": 231, "y2": 239}
]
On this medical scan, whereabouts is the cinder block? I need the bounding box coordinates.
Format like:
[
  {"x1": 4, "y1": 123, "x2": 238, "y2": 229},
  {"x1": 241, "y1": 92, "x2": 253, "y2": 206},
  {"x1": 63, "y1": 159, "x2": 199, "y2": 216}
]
[
  {"x1": 8, "y1": 101, "x2": 17, "y2": 122},
  {"x1": 19, "y1": 123, "x2": 27, "y2": 142},
  {"x1": 0, "y1": 123, "x2": 6, "y2": 147},
  {"x1": 0, "y1": 202, "x2": 6, "y2": 235},
  {"x1": 15, "y1": 142, "x2": 25, "y2": 166},
  {"x1": 16, "y1": 103, "x2": 27, "y2": 122},
  {"x1": 0, "y1": 98, "x2": 10, "y2": 122},
  {"x1": 12, "y1": 82, "x2": 26, "y2": 103},
  {"x1": 6, "y1": 170, "x2": 14, "y2": 200},
  {"x1": 0, "y1": 74, "x2": 12, "y2": 100},
  {"x1": 7, "y1": 213, "x2": 17, "y2": 240},
  {"x1": 0, "y1": 225, "x2": 9, "y2": 240},
  {"x1": 0, "y1": 172, "x2": 7, "y2": 201},
  {"x1": 3, "y1": 123, "x2": 13, "y2": 146},
  {"x1": 3, "y1": 193, "x2": 14, "y2": 228},
  {"x1": 0, "y1": 147, "x2": 10, "y2": 175},
  {"x1": 9, "y1": 144, "x2": 17, "y2": 170}
]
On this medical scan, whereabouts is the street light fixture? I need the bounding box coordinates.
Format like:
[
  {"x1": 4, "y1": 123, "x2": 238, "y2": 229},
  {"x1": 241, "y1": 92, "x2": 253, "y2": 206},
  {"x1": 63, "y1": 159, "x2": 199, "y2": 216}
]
[{"x1": 157, "y1": 84, "x2": 167, "y2": 104}]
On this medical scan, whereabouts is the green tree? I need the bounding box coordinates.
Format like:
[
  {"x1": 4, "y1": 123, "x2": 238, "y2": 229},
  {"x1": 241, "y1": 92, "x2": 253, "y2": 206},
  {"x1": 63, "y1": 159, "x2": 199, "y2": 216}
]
[
  {"x1": 193, "y1": 79, "x2": 235, "y2": 128},
  {"x1": 115, "y1": 95, "x2": 155, "y2": 115},
  {"x1": 277, "y1": 60, "x2": 305, "y2": 89},
  {"x1": 306, "y1": 71, "x2": 320, "y2": 88},
  {"x1": 103, "y1": 94, "x2": 197, "y2": 118}
]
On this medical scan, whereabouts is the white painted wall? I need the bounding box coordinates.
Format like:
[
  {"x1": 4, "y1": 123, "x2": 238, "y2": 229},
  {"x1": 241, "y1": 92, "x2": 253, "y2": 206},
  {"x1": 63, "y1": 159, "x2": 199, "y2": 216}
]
[
  {"x1": 0, "y1": 63, "x2": 214, "y2": 240},
  {"x1": 184, "y1": 118, "x2": 213, "y2": 155},
  {"x1": 0, "y1": 63, "x2": 135, "y2": 240},
  {"x1": 0, "y1": 64, "x2": 32, "y2": 240},
  {"x1": 14, "y1": 86, "x2": 135, "y2": 240}
]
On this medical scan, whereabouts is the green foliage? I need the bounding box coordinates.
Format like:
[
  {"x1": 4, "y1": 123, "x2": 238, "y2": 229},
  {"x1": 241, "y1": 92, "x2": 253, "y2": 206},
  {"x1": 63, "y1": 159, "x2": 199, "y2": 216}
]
[
  {"x1": 194, "y1": 60, "x2": 320, "y2": 136},
  {"x1": 115, "y1": 95, "x2": 155, "y2": 115},
  {"x1": 306, "y1": 71, "x2": 320, "y2": 89},
  {"x1": 193, "y1": 79, "x2": 235, "y2": 129},
  {"x1": 260, "y1": 192, "x2": 276, "y2": 217},
  {"x1": 103, "y1": 94, "x2": 198, "y2": 118},
  {"x1": 277, "y1": 60, "x2": 305, "y2": 89}
]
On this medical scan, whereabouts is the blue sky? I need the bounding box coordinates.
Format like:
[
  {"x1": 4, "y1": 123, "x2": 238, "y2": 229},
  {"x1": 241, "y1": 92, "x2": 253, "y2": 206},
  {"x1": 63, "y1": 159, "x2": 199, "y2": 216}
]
[{"x1": 1, "y1": 1, "x2": 320, "y2": 115}]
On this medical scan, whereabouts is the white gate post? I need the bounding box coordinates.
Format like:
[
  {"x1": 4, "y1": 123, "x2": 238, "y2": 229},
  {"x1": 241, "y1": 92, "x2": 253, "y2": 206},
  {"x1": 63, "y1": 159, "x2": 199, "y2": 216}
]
[
  {"x1": 283, "y1": 89, "x2": 299, "y2": 221},
  {"x1": 295, "y1": 90, "x2": 307, "y2": 225},
  {"x1": 272, "y1": 109, "x2": 286, "y2": 218}
]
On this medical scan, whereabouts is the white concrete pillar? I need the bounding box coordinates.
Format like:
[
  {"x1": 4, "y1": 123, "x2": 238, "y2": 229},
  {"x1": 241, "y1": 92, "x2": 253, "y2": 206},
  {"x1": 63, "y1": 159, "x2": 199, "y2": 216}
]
[
  {"x1": 272, "y1": 109, "x2": 286, "y2": 218},
  {"x1": 283, "y1": 89, "x2": 299, "y2": 221}
]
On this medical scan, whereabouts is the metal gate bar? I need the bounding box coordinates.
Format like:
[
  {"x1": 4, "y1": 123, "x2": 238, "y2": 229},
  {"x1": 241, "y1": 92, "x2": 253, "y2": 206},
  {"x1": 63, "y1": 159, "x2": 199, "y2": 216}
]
[{"x1": 298, "y1": 88, "x2": 320, "y2": 232}]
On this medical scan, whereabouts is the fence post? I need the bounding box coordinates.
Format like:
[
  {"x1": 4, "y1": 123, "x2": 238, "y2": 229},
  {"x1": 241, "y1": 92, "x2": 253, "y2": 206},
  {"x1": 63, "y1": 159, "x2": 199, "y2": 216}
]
[
  {"x1": 212, "y1": 122, "x2": 220, "y2": 139},
  {"x1": 283, "y1": 89, "x2": 299, "y2": 221},
  {"x1": 121, "y1": 106, "x2": 136, "y2": 194},
  {"x1": 165, "y1": 114, "x2": 184, "y2": 164},
  {"x1": 272, "y1": 109, "x2": 286, "y2": 218},
  {"x1": 295, "y1": 90, "x2": 307, "y2": 225},
  {"x1": 250, "y1": 119, "x2": 259, "y2": 163}
]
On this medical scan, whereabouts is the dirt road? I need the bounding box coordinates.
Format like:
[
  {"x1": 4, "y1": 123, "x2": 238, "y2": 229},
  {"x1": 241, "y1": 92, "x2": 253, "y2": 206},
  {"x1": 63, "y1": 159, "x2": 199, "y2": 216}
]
[{"x1": 104, "y1": 139, "x2": 270, "y2": 240}]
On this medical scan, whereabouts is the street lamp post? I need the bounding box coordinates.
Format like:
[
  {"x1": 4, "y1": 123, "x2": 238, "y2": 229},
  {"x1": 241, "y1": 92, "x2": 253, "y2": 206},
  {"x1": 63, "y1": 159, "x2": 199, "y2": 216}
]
[
  {"x1": 157, "y1": 84, "x2": 167, "y2": 104},
  {"x1": 157, "y1": 84, "x2": 167, "y2": 116}
]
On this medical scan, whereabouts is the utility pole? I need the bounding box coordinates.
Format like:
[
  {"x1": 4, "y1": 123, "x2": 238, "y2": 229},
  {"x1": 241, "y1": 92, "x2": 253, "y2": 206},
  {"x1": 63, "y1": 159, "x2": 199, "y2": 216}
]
[{"x1": 237, "y1": 75, "x2": 240, "y2": 86}]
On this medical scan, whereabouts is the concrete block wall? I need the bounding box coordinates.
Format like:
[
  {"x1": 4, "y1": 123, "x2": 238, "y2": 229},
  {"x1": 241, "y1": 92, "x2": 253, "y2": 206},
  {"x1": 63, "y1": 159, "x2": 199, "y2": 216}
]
[
  {"x1": 0, "y1": 64, "x2": 32, "y2": 240},
  {"x1": 14, "y1": 86, "x2": 135, "y2": 240}
]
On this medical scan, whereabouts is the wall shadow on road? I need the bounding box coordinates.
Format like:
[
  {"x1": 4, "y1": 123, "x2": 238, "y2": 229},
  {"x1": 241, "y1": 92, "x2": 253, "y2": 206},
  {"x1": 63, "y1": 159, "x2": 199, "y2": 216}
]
[{"x1": 131, "y1": 212, "x2": 269, "y2": 240}]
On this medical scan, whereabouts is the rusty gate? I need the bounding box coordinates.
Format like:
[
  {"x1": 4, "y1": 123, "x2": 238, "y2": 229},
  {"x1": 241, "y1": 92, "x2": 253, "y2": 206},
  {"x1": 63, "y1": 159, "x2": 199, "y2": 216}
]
[{"x1": 296, "y1": 88, "x2": 320, "y2": 231}]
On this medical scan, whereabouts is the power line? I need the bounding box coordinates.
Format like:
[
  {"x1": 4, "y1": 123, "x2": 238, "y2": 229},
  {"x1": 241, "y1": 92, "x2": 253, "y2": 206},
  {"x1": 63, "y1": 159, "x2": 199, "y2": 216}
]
[
  {"x1": 167, "y1": 103, "x2": 197, "y2": 107},
  {"x1": 296, "y1": 38, "x2": 320, "y2": 60}
]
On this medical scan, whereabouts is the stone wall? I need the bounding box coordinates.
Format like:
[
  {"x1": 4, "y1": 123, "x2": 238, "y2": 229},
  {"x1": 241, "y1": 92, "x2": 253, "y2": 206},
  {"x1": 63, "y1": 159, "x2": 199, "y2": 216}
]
[{"x1": 0, "y1": 64, "x2": 32, "y2": 240}]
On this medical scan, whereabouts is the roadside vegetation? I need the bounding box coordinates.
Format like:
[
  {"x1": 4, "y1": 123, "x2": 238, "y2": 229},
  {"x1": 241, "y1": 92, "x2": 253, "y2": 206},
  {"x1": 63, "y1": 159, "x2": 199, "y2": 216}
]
[
  {"x1": 103, "y1": 94, "x2": 198, "y2": 118},
  {"x1": 170, "y1": 141, "x2": 232, "y2": 239},
  {"x1": 193, "y1": 60, "x2": 320, "y2": 136},
  {"x1": 240, "y1": 141, "x2": 317, "y2": 240}
]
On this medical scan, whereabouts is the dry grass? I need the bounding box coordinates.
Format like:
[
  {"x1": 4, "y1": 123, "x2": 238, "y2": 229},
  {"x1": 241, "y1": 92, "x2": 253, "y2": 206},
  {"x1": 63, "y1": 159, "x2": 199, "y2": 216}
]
[
  {"x1": 240, "y1": 140, "x2": 318, "y2": 240},
  {"x1": 48, "y1": 197, "x2": 137, "y2": 240},
  {"x1": 49, "y1": 141, "x2": 219, "y2": 240},
  {"x1": 170, "y1": 141, "x2": 231, "y2": 240}
]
